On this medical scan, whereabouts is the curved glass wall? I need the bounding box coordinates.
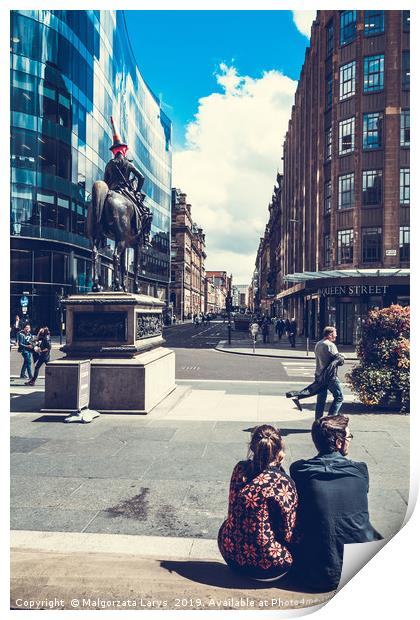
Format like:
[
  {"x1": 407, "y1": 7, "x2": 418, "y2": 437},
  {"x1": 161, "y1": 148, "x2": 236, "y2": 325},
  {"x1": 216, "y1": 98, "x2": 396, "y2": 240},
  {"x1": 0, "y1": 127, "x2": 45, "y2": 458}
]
[{"x1": 10, "y1": 9, "x2": 172, "y2": 328}]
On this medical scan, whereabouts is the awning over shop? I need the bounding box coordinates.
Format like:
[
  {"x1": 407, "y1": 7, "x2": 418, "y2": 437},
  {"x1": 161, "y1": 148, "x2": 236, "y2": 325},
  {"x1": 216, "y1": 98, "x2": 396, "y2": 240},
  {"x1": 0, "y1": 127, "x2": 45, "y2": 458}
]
[{"x1": 283, "y1": 269, "x2": 410, "y2": 283}]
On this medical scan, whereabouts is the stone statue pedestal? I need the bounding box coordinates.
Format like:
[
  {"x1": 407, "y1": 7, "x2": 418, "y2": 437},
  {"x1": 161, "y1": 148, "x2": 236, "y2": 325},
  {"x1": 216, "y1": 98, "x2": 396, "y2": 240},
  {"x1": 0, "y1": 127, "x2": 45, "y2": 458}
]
[{"x1": 45, "y1": 291, "x2": 175, "y2": 414}]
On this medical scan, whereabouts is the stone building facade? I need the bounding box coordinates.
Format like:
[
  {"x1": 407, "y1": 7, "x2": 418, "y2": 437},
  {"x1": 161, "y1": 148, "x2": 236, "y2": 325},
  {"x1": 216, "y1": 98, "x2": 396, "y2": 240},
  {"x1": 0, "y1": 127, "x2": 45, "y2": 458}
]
[
  {"x1": 255, "y1": 10, "x2": 410, "y2": 344},
  {"x1": 170, "y1": 189, "x2": 206, "y2": 320},
  {"x1": 206, "y1": 271, "x2": 231, "y2": 314}
]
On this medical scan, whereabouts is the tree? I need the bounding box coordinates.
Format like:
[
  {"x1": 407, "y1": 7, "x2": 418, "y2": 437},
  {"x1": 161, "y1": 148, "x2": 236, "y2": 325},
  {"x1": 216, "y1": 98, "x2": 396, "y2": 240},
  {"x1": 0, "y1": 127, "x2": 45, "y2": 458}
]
[{"x1": 347, "y1": 304, "x2": 410, "y2": 412}]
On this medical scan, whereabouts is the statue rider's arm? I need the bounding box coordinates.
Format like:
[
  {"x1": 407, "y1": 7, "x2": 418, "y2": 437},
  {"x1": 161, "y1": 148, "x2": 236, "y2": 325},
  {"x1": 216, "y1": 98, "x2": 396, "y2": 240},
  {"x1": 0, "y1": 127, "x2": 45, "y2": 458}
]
[{"x1": 128, "y1": 162, "x2": 145, "y2": 191}]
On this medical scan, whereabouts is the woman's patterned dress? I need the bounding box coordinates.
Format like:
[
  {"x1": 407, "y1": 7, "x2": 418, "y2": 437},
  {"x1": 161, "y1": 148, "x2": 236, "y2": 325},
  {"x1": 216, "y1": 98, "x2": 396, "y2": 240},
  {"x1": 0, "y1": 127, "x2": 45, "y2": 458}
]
[{"x1": 218, "y1": 461, "x2": 298, "y2": 577}]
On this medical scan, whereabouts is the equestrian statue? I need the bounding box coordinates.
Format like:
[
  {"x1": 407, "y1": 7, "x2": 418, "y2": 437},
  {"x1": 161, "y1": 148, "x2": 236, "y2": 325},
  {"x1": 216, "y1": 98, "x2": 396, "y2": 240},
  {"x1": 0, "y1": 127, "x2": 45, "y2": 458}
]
[{"x1": 87, "y1": 117, "x2": 152, "y2": 292}]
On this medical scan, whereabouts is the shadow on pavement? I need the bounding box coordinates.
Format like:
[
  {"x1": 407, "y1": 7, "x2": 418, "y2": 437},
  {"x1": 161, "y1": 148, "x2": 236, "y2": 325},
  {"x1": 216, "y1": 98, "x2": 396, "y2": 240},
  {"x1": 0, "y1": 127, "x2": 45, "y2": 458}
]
[
  {"x1": 160, "y1": 560, "x2": 333, "y2": 595},
  {"x1": 10, "y1": 392, "x2": 44, "y2": 413}
]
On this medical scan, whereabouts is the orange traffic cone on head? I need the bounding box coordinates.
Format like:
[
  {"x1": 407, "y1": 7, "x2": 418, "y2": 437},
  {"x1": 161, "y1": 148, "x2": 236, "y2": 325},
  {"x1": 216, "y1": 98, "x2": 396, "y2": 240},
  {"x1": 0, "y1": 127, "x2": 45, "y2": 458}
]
[{"x1": 109, "y1": 116, "x2": 127, "y2": 151}]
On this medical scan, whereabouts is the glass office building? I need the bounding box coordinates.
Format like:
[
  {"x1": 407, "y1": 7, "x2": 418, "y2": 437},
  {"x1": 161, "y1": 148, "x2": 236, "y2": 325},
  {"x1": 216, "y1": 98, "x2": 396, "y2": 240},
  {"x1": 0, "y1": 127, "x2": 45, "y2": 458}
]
[{"x1": 10, "y1": 10, "x2": 172, "y2": 330}]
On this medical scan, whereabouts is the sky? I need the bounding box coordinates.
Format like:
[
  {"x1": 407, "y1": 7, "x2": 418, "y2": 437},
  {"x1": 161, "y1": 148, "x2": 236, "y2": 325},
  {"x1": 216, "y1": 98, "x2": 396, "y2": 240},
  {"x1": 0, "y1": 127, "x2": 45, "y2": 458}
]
[{"x1": 125, "y1": 10, "x2": 316, "y2": 284}]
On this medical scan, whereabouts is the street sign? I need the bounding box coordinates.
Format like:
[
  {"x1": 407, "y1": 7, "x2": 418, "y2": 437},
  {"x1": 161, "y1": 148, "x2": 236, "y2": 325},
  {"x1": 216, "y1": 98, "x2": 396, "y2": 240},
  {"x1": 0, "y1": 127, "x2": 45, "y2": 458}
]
[
  {"x1": 385, "y1": 249, "x2": 397, "y2": 256},
  {"x1": 20, "y1": 295, "x2": 29, "y2": 307}
]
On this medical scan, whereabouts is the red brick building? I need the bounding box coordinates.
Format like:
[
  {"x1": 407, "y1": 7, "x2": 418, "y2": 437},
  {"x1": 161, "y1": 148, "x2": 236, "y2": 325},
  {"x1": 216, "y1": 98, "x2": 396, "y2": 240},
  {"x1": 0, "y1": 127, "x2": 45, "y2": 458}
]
[{"x1": 276, "y1": 10, "x2": 410, "y2": 344}]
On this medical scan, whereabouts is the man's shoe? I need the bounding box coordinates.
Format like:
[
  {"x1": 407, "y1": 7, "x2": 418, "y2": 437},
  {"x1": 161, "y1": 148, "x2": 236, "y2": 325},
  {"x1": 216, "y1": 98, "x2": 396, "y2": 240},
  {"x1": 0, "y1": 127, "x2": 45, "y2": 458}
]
[
  {"x1": 285, "y1": 391, "x2": 293, "y2": 398},
  {"x1": 292, "y1": 398, "x2": 303, "y2": 412},
  {"x1": 24, "y1": 379, "x2": 35, "y2": 386}
]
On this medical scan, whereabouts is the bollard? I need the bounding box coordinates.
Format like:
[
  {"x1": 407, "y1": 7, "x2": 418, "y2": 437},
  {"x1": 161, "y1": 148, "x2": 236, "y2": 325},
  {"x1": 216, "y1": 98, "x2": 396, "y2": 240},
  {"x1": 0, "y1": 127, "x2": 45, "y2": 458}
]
[{"x1": 306, "y1": 337, "x2": 309, "y2": 356}]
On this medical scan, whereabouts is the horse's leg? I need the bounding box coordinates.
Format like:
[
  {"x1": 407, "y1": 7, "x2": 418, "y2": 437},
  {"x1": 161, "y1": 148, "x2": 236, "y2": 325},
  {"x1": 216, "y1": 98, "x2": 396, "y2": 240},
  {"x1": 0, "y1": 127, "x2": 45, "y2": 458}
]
[
  {"x1": 133, "y1": 244, "x2": 140, "y2": 294},
  {"x1": 120, "y1": 247, "x2": 127, "y2": 292},
  {"x1": 91, "y1": 238, "x2": 101, "y2": 292},
  {"x1": 113, "y1": 243, "x2": 121, "y2": 291}
]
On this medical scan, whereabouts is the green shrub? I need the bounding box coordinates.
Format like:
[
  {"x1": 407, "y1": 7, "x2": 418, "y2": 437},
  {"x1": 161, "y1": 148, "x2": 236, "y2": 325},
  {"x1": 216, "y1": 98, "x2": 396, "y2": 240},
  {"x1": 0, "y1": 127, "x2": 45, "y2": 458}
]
[{"x1": 347, "y1": 305, "x2": 410, "y2": 411}]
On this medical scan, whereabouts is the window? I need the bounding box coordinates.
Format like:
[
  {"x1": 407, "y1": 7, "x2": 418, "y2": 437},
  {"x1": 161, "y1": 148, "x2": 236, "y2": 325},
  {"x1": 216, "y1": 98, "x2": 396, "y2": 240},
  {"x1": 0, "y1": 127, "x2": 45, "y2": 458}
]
[
  {"x1": 400, "y1": 110, "x2": 410, "y2": 147},
  {"x1": 400, "y1": 168, "x2": 410, "y2": 205},
  {"x1": 324, "y1": 234, "x2": 331, "y2": 266},
  {"x1": 52, "y1": 252, "x2": 67, "y2": 283},
  {"x1": 11, "y1": 250, "x2": 32, "y2": 282},
  {"x1": 34, "y1": 251, "x2": 51, "y2": 283},
  {"x1": 364, "y1": 11, "x2": 384, "y2": 36},
  {"x1": 400, "y1": 226, "x2": 410, "y2": 262},
  {"x1": 363, "y1": 55, "x2": 384, "y2": 92},
  {"x1": 324, "y1": 180, "x2": 332, "y2": 214},
  {"x1": 326, "y1": 20, "x2": 334, "y2": 56},
  {"x1": 338, "y1": 173, "x2": 355, "y2": 209},
  {"x1": 363, "y1": 112, "x2": 383, "y2": 149},
  {"x1": 38, "y1": 135, "x2": 57, "y2": 176},
  {"x1": 11, "y1": 128, "x2": 37, "y2": 170},
  {"x1": 339, "y1": 117, "x2": 355, "y2": 155},
  {"x1": 402, "y1": 11, "x2": 410, "y2": 32},
  {"x1": 325, "y1": 74, "x2": 333, "y2": 109},
  {"x1": 362, "y1": 170, "x2": 383, "y2": 205},
  {"x1": 337, "y1": 229, "x2": 354, "y2": 264},
  {"x1": 340, "y1": 11, "x2": 357, "y2": 46},
  {"x1": 339, "y1": 61, "x2": 356, "y2": 100},
  {"x1": 402, "y1": 51, "x2": 410, "y2": 90},
  {"x1": 325, "y1": 126, "x2": 332, "y2": 161},
  {"x1": 362, "y1": 227, "x2": 382, "y2": 263}
]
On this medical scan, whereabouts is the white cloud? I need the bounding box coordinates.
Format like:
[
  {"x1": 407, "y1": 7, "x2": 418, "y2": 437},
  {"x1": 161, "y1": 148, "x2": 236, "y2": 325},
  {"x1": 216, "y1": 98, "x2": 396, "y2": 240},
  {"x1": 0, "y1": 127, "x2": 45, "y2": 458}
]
[
  {"x1": 173, "y1": 64, "x2": 297, "y2": 284},
  {"x1": 292, "y1": 10, "x2": 316, "y2": 39}
]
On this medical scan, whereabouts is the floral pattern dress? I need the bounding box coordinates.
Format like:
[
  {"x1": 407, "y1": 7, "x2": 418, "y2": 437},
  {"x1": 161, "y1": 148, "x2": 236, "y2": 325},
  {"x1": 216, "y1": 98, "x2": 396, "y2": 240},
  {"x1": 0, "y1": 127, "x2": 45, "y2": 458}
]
[{"x1": 218, "y1": 461, "x2": 298, "y2": 577}]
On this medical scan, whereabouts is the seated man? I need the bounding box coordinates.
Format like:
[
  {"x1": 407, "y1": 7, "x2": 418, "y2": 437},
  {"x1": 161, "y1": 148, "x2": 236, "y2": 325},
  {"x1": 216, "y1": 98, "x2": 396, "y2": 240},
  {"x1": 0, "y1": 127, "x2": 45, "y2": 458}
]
[{"x1": 290, "y1": 415, "x2": 382, "y2": 592}]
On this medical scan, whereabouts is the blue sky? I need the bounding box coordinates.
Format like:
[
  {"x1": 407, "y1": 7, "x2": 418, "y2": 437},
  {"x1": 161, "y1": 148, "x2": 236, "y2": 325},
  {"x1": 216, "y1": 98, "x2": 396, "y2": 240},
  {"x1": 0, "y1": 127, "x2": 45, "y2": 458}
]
[
  {"x1": 125, "y1": 10, "x2": 310, "y2": 148},
  {"x1": 124, "y1": 10, "x2": 315, "y2": 282}
]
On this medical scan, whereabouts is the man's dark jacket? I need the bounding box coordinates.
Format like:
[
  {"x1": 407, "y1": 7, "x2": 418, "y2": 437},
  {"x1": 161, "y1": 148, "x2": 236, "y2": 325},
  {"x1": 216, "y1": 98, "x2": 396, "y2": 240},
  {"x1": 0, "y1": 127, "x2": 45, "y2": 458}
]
[
  {"x1": 290, "y1": 452, "x2": 381, "y2": 591},
  {"x1": 287, "y1": 353, "x2": 345, "y2": 400}
]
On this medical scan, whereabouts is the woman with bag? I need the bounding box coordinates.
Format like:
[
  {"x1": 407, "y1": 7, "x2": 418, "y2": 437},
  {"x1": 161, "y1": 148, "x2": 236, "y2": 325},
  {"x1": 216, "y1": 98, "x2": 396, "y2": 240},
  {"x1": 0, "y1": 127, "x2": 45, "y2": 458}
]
[{"x1": 25, "y1": 327, "x2": 51, "y2": 386}]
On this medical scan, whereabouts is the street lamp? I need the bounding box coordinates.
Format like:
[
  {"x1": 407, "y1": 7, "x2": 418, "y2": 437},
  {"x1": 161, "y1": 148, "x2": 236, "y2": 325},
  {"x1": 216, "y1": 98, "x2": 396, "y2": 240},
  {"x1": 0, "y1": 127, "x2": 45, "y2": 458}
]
[{"x1": 226, "y1": 273, "x2": 233, "y2": 345}]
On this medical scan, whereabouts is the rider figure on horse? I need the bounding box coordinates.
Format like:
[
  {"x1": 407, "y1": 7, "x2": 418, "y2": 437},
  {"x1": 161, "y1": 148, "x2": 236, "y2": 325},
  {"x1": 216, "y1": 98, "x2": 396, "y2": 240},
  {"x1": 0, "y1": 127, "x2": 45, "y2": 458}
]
[{"x1": 104, "y1": 117, "x2": 152, "y2": 246}]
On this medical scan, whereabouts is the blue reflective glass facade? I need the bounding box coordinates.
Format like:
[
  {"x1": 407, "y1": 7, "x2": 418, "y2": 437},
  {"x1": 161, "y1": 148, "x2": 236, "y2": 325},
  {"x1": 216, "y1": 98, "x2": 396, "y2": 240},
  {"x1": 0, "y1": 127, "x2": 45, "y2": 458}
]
[{"x1": 10, "y1": 10, "x2": 172, "y2": 329}]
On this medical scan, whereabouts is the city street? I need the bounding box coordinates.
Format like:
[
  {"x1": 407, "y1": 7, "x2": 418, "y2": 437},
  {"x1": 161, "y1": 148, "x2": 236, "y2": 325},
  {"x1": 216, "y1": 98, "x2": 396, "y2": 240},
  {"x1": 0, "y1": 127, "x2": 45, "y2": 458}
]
[{"x1": 10, "y1": 321, "x2": 355, "y2": 384}]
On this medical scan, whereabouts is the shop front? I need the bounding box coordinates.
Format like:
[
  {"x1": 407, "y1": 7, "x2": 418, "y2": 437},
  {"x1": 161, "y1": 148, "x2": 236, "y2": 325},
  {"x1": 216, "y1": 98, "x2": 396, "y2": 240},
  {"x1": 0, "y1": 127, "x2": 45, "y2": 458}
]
[{"x1": 278, "y1": 270, "x2": 410, "y2": 346}]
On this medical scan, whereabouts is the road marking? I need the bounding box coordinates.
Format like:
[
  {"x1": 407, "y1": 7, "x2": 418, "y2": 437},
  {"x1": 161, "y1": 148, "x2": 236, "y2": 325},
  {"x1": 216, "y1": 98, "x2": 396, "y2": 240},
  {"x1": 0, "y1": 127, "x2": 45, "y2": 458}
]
[{"x1": 181, "y1": 366, "x2": 200, "y2": 371}]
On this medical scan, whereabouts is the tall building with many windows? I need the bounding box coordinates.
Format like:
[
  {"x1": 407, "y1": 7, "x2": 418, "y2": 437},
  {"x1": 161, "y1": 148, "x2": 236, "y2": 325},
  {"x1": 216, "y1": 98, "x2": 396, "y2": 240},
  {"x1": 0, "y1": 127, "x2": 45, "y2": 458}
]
[
  {"x1": 276, "y1": 10, "x2": 409, "y2": 344},
  {"x1": 10, "y1": 10, "x2": 172, "y2": 330}
]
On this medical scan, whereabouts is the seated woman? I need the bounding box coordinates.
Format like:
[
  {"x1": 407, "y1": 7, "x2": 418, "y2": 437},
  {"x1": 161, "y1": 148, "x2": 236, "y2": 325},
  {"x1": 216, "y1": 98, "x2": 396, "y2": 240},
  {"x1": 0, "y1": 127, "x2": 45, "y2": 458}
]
[{"x1": 218, "y1": 425, "x2": 298, "y2": 581}]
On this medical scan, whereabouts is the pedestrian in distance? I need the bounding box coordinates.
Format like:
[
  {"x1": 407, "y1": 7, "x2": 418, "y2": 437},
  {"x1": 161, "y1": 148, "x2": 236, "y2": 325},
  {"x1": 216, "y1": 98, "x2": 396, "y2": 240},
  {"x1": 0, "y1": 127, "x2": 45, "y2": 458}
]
[
  {"x1": 218, "y1": 425, "x2": 298, "y2": 582},
  {"x1": 17, "y1": 323, "x2": 34, "y2": 380},
  {"x1": 12, "y1": 314, "x2": 23, "y2": 343},
  {"x1": 261, "y1": 318, "x2": 270, "y2": 344},
  {"x1": 25, "y1": 327, "x2": 51, "y2": 386},
  {"x1": 288, "y1": 317, "x2": 297, "y2": 348},
  {"x1": 276, "y1": 318, "x2": 285, "y2": 341},
  {"x1": 289, "y1": 415, "x2": 382, "y2": 592}
]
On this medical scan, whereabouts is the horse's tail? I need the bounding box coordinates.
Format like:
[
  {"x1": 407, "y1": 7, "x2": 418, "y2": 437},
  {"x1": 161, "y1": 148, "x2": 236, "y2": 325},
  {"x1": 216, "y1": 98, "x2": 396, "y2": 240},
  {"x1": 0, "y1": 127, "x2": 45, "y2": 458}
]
[{"x1": 88, "y1": 180, "x2": 108, "y2": 240}]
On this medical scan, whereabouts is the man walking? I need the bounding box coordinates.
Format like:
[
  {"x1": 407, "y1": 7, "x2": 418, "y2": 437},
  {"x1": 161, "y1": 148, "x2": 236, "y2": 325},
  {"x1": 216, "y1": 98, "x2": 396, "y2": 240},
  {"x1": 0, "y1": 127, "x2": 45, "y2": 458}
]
[
  {"x1": 275, "y1": 317, "x2": 285, "y2": 341},
  {"x1": 290, "y1": 415, "x2": 382, "y2": 592},
  {"x1": 314, "y1": 326, "x2": 344, "y2": 419},
  {"x1": 17, "y1": 323, "x2": 34, "y2": 381}
]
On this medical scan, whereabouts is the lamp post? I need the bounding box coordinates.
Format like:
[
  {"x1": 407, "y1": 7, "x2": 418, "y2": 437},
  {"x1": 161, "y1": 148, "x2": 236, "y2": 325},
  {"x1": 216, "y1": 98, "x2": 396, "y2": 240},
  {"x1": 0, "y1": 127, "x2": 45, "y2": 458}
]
[{"x1": 226, "y1": 273, "x2": 233, "y2": 345}]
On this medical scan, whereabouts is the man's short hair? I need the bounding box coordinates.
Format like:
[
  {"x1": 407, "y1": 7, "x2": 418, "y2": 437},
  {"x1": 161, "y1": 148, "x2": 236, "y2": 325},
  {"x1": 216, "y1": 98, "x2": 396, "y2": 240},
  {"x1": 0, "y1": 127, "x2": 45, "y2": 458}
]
[
  {"x1": 323, "y1": 325, "x2": 336, "y2": 338},
  {"x1": 311, "y1": 415, "x2": 349, "y2": 454}
]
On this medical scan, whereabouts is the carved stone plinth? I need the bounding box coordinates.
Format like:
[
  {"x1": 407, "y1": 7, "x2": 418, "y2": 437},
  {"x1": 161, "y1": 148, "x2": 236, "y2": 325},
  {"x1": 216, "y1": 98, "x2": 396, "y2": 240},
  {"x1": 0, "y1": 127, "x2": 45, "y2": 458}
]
[{"x1": 61, "y1": 291, "x2": 165, "y2": 357}]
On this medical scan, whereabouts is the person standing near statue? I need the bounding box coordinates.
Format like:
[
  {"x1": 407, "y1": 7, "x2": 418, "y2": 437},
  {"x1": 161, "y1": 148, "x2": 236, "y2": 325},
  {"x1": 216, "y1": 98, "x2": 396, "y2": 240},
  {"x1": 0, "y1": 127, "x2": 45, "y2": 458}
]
[
  {"x1": 104, "y1": 117, "x2": 152, "y2": 246},
  {"x1": 17, "y1": 323, "x2": 34, "y2": 381}
]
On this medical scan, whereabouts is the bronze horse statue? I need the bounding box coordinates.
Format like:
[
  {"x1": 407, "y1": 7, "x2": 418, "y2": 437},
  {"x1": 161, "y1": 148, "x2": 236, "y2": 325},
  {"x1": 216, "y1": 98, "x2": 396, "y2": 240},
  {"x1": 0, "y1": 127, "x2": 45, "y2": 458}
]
[{"x1": 87, "y1": 181, "x2": 144, "y2": 293}]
